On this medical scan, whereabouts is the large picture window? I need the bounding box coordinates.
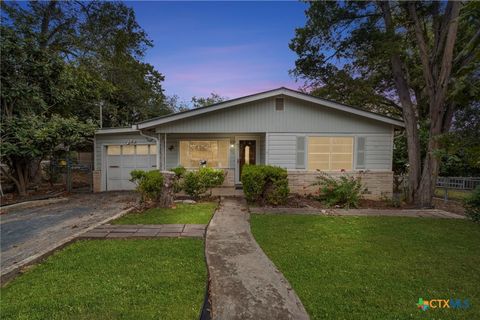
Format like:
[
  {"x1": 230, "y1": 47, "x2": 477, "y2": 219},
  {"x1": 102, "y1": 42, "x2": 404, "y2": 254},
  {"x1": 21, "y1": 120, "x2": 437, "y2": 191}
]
[
  {"x1": 179, "y1": 140, "x2": 229, "y2": 168},
  {"x1": 308, "y1": 137, "x2": 353, "y2": 171}
]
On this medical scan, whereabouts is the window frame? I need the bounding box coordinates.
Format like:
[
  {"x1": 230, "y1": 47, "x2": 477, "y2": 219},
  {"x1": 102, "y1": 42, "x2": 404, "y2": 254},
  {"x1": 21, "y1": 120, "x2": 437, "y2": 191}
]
[
  {"x1": 306, "y1": 135, "x2": 354, "y2": 172},
  {"x1": 178, "y1": 139, "x2": 231, "y2": 169},
  {"x1": 274, "y1": 97, "x2": 285, "y2": 111}
]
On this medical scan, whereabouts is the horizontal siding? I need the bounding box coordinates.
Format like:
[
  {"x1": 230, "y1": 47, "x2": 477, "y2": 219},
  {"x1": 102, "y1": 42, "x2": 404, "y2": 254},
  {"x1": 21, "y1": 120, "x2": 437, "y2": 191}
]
[
  {"x1": 266, "y1": 134, "x2": 297, "y2": 169},
  {"x1": 155, "y1": 97, "x2": 392, "y2": 134},
  {"x1": 364, "y1": 135, "x2": 392, "y2": 170}
]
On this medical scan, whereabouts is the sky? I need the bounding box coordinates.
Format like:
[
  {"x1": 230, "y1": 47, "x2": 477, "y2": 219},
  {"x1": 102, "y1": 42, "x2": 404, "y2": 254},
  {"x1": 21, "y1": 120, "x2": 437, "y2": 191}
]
[{"x1": 128, "y1": 1, "x2": 308, "y2": 104}]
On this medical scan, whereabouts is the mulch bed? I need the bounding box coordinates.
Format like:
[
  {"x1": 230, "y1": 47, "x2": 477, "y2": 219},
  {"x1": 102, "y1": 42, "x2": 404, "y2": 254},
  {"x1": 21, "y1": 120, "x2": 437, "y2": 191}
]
[{"x1": 251, "y1": 194, "x2": 418, "y2": 210}]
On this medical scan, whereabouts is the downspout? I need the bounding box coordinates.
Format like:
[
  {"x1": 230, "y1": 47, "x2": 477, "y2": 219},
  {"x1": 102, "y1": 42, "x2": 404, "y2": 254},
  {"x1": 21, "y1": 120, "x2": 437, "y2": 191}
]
[{"x1": 136, "y1": 125, "x2": 161, "y2": 171}]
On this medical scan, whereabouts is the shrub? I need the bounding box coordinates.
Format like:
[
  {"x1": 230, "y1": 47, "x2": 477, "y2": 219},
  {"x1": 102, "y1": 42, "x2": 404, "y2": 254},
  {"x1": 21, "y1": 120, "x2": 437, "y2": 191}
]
[
  {"x1": 130, "y1": 170, "x2": 164, "y2": 203},
  {"x1": 312, "y1": 171, "x2": 365, "y2": 209},
  {"x1": 241, "y1": 165, "x2": 289, "y2": 205},
  {"x1": 170, "y1": 166, "x2": 186, "y2": 193},
  {"x1": 183, "y1": 167, "x2": 225, "y2": 200},
  {"x1": 464, "y1": 186, "x2": 480, "y2": 222}
]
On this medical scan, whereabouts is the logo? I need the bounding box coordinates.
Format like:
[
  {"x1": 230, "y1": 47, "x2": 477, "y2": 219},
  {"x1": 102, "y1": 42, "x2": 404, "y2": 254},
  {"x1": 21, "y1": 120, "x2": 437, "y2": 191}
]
[{"x1": 417, "y1": 298, "x2": 470, "y2": 311}]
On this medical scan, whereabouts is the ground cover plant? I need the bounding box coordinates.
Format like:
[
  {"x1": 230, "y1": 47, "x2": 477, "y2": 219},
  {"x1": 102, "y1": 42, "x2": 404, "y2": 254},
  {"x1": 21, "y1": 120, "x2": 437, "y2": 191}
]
[
  {"x1": 1, "y1": 239, "x2": 206, "y2": 320},
  {"x1": 251, "y1": 214, "x2": 480, "y2": 319},
  {"x1": 113, "y1": 202, "x2": 217, "y2": 225}
]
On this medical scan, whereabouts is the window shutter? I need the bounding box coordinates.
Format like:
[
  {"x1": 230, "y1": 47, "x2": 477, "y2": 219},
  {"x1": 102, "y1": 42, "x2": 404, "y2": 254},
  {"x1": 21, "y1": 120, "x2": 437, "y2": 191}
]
[
  {"x1": 356, "y1": 137, "x2": 366, "y2": 169},
  {"x1": 296, "y1": 136, "x2": 305, "y2": 169}
]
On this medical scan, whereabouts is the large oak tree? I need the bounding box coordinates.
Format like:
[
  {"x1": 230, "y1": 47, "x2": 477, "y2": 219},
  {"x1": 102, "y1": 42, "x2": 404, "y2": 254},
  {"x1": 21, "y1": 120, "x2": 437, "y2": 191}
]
[{"x1": 290, "y1": 1, "x2": 479, "y2": 207}]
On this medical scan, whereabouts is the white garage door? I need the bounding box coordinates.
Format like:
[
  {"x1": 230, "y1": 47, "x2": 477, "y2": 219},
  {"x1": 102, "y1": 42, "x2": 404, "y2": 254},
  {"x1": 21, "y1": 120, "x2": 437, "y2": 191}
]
[{"x1": 106, "y1": 144, "x2": 157, "y2": 190}]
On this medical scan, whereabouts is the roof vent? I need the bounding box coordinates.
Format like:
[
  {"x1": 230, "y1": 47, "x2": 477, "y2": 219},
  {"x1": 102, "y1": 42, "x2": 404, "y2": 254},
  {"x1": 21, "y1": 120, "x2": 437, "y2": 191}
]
[{"x1": 275, "y1": 98, "x2": 284, "y2": 111}]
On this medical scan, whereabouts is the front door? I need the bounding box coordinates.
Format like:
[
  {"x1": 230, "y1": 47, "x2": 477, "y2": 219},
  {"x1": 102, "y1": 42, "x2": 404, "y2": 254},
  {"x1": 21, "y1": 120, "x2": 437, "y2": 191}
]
[{"x1": 238, "y1": 140, "x2": 256, "y2": 183}]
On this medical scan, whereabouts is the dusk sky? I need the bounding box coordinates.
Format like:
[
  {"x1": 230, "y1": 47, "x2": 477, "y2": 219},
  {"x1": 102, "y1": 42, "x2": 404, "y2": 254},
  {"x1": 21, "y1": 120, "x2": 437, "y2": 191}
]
[{"x1": 128, "y1": 1, "x2": 308, "y2": 104}]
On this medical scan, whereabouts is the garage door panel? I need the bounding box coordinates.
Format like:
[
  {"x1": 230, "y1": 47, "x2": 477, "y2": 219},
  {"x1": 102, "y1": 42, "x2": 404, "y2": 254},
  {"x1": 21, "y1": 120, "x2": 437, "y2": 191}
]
[{"x1": 106, "y1": 144, "x2": 157, "y2": 191}]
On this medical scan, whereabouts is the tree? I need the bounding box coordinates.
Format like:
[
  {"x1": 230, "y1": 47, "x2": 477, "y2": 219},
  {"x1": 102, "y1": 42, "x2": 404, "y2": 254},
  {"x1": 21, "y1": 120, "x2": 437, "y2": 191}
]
[
  {"x1": 191, "y1": 92, "x2": 227, "y2": 108},
  {"x1": 290, "y1": 1, "x2": 480, "y2": 207},
  {"x1": 1, "y1": 0, "x2": 171, "y2": 126},
  {"x1": 0, "y1": 115, "x2": 95, "y2": 195}
]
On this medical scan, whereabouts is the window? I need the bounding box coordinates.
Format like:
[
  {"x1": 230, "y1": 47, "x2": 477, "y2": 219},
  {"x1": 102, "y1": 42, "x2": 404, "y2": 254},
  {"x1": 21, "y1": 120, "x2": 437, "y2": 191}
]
[
  {"x1": 179, "y1": 140, "x2": 229, "y2": 168},
  {"x1": 275, "y1": 98, "x2": 284, "y2": 111},
  {"x1": 308, "y1": 137, "x2": 353, "y2": 171},
  {"x1": 122, "y1": 145, "x2": 135, "y2": 155},
  {"x1": 107, "y1": 145, "x2": 121, "y2": 155},
  {"x1": 136, "y1": 145, "x2": 149, "y2": 155}
]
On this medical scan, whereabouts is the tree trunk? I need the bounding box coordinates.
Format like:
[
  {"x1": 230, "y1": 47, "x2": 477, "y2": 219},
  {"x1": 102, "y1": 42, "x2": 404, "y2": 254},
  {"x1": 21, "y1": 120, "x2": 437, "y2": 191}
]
[{"x1": 158, "y1": 171, "x2": 175, "y2": 208}]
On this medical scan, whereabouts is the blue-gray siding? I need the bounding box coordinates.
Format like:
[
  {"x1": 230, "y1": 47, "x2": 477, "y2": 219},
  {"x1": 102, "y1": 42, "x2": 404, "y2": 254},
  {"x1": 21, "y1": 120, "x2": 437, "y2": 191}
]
[{"x1": 154, "y1": 97, "x2": 392, "y2": 134}]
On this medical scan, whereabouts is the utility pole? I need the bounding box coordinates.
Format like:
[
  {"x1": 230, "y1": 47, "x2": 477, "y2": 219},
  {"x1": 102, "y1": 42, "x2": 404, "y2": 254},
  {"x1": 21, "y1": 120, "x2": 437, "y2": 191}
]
[{"x1": 99, "y1": 101, "x2": 103, "y2": 128}]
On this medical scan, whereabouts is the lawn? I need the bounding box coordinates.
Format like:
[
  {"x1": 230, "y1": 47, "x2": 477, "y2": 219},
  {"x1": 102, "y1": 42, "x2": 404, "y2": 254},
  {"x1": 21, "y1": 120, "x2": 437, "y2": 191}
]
[
  {"x1": 434, "y1": 188, "x2": 472, "y2": 201},
  {"x1": 1, "y1": 239, "x2": 206, "y2": 320},
  {"x1": 251, "y1": 215, "x2": 480, "y2": 320},
  {"x1": 113, "y1": 202, "x2": 217, "y2": 225}
]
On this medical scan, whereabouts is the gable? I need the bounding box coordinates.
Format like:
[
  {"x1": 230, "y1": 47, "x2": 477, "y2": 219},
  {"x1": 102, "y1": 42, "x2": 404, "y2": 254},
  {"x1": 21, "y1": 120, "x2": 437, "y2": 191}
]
[{"x1": 153, "y1": 96, "x2": 393, "y2": 134}]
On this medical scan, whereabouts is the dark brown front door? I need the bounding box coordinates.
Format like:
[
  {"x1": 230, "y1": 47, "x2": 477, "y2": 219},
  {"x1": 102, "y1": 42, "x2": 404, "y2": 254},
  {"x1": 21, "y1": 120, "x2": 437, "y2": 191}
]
[{"x1": 239, "y1": 140, "x2": 256, "y2": 179}]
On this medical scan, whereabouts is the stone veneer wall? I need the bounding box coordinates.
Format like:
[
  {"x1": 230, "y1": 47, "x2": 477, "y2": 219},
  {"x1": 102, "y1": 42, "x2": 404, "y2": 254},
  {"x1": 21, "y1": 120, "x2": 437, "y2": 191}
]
[{"x1": 287, "y1": 170, "x2": 393, "y2": 200}]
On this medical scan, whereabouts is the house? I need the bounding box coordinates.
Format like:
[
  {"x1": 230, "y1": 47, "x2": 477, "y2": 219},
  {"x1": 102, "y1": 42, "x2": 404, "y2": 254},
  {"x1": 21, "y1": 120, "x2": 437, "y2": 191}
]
[{"x1": 94, "y1": 87, "x2": 404, "y2": 199}]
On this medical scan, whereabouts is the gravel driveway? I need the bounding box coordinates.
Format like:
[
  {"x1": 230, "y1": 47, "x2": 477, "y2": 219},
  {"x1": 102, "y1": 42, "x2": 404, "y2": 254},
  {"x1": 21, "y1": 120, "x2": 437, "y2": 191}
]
[{"x1": 1, "y1": 192, "x2": 136, "y2": 273}]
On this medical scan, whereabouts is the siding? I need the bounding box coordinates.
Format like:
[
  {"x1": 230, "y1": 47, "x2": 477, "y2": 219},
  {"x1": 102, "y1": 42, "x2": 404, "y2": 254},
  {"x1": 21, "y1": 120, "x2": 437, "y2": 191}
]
[
  {"x1": 155, "y1": 97, "x2": 393, "y2": 134},
  {"x1": 266, "y1": 133, "x2": 393, "y2": 171},
  {"x1": 266, "y1": 134, "x2": 297, "y2": 169},
  {"x1": 364, "y1": 135, "x2": 392, "y2": 170}
]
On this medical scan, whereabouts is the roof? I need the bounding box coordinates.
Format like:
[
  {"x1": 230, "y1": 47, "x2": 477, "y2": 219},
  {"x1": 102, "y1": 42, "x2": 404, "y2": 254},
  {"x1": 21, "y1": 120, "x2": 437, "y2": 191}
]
[
  {"x1": 136, "y1": 87, "x2": 404, "y2": 129},
  {"x1": 95, "y1": 127, "x2": 138, "y2": 135}
]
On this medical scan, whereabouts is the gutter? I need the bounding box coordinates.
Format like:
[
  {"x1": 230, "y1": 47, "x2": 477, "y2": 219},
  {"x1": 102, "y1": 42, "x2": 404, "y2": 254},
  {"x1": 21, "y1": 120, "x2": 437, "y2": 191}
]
[{"x1": 135, "y1": 125, "x2": 161, "y2": 170}]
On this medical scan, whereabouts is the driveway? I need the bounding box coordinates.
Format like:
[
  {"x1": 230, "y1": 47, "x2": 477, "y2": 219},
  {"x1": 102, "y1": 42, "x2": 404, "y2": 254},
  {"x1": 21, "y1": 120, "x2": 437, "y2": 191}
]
[{"x1": 1, "y1": 192, "x2": 136, "y2": 273}]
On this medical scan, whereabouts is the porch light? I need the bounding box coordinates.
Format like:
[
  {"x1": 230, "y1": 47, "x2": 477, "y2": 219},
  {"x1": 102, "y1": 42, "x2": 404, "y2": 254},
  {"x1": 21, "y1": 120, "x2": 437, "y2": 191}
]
[{"x1": 230, "y1": 144, "x2": 235, "y2": 148}]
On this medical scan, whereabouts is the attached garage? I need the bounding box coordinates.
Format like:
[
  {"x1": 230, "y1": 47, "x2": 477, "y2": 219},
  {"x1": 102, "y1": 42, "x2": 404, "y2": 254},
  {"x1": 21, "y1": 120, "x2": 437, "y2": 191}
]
[{"x1": 93, "y1": 129, "x2": 159, "y2": 192}]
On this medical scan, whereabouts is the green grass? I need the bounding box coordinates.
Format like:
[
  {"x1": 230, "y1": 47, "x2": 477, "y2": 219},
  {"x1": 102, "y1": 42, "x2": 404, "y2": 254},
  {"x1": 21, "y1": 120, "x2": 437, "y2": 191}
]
[
  {"x1": 1, "y1": 239, "x2": 206, "y2": 320},
  {"x1": 434, "y1": 188, "x2": 472, "y2": 201},
  {"x1": 251, "y1": 215, "x2": 480, "y2": 320},
  {"x1": 113, "y1": 202, "x2": 217, "y2": 225}
]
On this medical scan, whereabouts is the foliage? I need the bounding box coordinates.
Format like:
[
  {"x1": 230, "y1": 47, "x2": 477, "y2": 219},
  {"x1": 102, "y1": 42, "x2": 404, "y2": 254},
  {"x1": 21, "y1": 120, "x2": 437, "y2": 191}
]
[
  {"x1": 464, "y1": 186, "x2": 480, "y2": 223},
  {"x1": 0, "y1": 115, "x2": 95, "y2": 195},
  {"x1": 241, "y1": 165, "x2": 289, "y2": 205},
  {"x1": 183, "y1": 168, "x2": 225, "y2": 200},
  {"x1": 113, "y1": 202, "x2": 216, "y2": 225},
  {"x1": 191, "y1": 92, "x2": 227, "y2": 108},
  {"x1": 312, "y1": 172, "x2": 365, "y2": 209},
  {"x1": 290, "y1": 1, "x2": 480, "y2": 206},
  {"x1": 1, "y1": 1, "x2": 172, "y2": 126},
  {"x1": 130, "y1": 170, "x2": 164, "y2": 203}
]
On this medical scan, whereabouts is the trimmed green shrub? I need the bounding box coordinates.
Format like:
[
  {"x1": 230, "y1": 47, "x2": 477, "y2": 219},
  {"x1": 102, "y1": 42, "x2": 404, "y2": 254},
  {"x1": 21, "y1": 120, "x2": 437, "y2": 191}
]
[
  {"x1": 241, "y1": 165, "x2": 289, "y2": 205},
  {"x1": 312, "y1": 171, "x2": 365, "y2": 209},
  {"x1": 464, "y1": 186, "x2": 480, "y2": 222},
  {"x1": 170, "y1": 166, "x2": 186, "y2": 193},
  {"x1": 183, "y1": 167, "x2": 225, "y2": 200},
  {"x1": 130, "y1": 170, "x2": 164, "y2": 203}
]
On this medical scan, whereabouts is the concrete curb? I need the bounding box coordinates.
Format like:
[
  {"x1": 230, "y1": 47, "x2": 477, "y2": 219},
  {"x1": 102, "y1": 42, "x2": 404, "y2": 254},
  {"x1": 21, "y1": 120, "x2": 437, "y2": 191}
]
[
  {"x1": 0, "y1": 206, "x2": 135, "y2": 286},
  {"x1": 0, "y1": 196, "x2": 68, "y2": 214}
]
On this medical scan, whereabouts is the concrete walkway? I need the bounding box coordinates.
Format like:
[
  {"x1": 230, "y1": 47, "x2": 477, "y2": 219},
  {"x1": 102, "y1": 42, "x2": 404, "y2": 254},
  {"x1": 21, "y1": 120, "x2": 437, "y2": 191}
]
[
  {"x1": 80, "y1": 224, "x2": 206, "y2": 239},
  {"x1": 205, "y1": 198, "x2": 309, "y2": 320}
]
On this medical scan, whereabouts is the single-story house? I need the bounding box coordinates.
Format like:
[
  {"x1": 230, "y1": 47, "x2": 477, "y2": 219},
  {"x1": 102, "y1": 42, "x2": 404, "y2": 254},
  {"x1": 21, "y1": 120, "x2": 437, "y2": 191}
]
[{"x1": 94, "y1": 87, "x2": 404, "y2": 199}]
